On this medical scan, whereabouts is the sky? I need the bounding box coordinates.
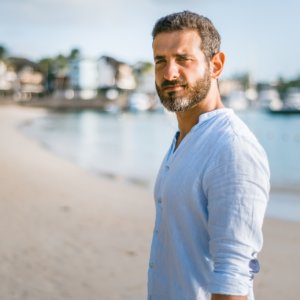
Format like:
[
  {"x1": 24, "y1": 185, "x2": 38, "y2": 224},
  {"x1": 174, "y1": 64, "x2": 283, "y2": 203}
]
[{"x1": 0, "y1": 0, "x2": 299, "y2": 82}]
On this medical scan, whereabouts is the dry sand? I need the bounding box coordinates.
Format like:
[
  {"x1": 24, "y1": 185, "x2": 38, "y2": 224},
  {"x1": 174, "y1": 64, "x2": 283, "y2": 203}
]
[{"x1": 0, "y1": 104, "x2": 299, "y2": 299}]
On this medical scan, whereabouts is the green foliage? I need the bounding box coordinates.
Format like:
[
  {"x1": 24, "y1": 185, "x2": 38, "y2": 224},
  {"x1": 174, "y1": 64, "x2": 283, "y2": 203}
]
[
  {"x1": 37, "y1": 48, "x2": 82, "y2": 75},
  {"x1": 0, "y1": 44, "x2": 8, "y2": 59},
  {"x1": 231, "y1": 72, "x2": 251, "y2": 89},
  {"x1": 68, "y1": 48, "x2": 81, "y2": 60},
  {"x1": 276, "y1": 75, "x2": 300, "y2": 97},
  {"x1": 133, "y1": 61, "x2": 154, "y2": 75},
  {"x1": 37, "y1": 58, "x2": 54, "y2": 74},
  {"x1": 54, "y1": 54, "x2": 68, "y2": 70}
]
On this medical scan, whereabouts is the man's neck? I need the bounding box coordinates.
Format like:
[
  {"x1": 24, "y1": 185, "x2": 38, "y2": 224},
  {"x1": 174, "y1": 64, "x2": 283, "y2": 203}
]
[{"x1": 175, "y1": 91, "x2": 224, "y2": 149}]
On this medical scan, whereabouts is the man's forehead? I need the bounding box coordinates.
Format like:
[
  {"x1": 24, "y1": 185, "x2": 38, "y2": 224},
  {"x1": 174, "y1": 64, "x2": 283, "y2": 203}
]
[{"x1": 153, "y1": 30, "x2": 202, "y2": 55}]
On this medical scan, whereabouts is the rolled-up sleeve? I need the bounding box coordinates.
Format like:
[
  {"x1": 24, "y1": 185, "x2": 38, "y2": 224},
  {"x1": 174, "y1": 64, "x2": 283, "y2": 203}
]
[{"x1": 203, "y1": 136, "x2": 270, "y2": 295}]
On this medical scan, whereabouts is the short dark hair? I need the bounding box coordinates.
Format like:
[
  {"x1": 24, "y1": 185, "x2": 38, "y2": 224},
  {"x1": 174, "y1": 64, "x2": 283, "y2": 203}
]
[{"x1": 152, "y1": 11, "x2": 221, "y2": 59}]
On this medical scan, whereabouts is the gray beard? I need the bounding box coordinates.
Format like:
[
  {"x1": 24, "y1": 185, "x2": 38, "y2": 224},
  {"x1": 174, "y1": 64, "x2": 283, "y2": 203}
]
[{"x1": 156, "y1": 73, "x2": 211, "y2": 112}]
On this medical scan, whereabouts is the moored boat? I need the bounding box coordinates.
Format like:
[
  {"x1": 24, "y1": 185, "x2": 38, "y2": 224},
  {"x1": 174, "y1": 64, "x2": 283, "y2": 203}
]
[{"x1": 268, "y1": 87, "x2": 300, "y2": 114}]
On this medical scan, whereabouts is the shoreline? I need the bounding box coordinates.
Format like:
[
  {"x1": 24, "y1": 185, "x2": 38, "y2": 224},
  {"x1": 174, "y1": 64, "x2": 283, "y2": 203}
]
[
  {"x1": 1, "y1": 104, "x2": 300, "y2": 299},
  {"x1": 0, "y1": 104, "x2": 154, "y2": 300},
  {"x1": 17, "y1": 105, "x2": 300, "y2": 223},
  {"x1": 18, "y1": 115, "x2": 300, "y2": 197}
]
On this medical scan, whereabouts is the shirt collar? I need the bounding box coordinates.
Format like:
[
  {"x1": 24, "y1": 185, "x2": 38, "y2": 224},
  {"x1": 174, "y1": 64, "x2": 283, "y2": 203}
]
[{"x1": 198, "y1": 108, "x2": 233, "y2": 125}]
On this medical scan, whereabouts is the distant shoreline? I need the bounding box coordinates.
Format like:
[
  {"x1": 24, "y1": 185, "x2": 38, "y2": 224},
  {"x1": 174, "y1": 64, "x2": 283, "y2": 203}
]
[
  {"x1": 270, "y1": 185, "x2": 300, "y2": 195},
  {"x1": 1, "y1": 96, "x2": 110, "y2": 111},
  {"x1": 14, "y1": 101, "x2": 300, "y2": 224}
]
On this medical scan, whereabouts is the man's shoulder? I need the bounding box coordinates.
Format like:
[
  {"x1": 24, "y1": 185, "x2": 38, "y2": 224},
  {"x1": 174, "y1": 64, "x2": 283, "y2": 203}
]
[
  {"x1": 200, "y1": 109, "x2": 255, "y2": 146},
  {"x1": 203, "y1": 110, "x2": 269, "y2": 171}
]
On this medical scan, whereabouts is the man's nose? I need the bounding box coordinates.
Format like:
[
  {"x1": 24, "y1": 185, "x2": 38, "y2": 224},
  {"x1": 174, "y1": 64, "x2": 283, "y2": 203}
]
[{"x1": 163, "y1": 62, "x2": 180, "y2": 81}]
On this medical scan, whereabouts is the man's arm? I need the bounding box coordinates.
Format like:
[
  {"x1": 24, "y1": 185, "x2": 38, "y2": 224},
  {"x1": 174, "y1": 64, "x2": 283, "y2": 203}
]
[
  {"x1": 212, "y1": 294, "x2": 247, "y2": 300},
  {"x1": 204, "y1": 136, "x2": 270, "y2": 296}
]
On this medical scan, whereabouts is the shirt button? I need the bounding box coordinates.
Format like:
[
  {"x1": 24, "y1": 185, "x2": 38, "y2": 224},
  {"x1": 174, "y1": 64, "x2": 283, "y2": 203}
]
[
  {"x1": 149, "y1": 262, "x2": 154, "y2": 268},
  {"x1": 158, "y1": 198, "x2": 162, "y2": 204},
  {"x1": 155, "y1": 229, "x2": 159, "y2": 233},
  {"x1": 249, "y1": 259, "x2": 260, "y2": 273}
]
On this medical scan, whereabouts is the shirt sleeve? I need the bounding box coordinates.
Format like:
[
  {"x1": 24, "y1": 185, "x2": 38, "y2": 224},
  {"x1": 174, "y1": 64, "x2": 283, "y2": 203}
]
[{"x1": 203, "y1": 135, "x2": 270, "y2": 295}]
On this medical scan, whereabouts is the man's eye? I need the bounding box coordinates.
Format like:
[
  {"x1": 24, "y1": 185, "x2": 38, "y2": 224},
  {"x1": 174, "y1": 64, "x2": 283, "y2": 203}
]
[
  {"x1": 178, "y1": 57, "x2": 190, "y2": 61},
  {"x1": 155, "y1": 60, "x2": 165, "y2": 65}
]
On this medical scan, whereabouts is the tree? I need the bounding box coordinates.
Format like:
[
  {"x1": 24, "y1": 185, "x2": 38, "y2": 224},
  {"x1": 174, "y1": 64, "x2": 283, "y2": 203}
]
[
  {"x1": 133, "y1": 61, "x2": 154, "y2": 75},
  {"x1": 231, "y1": 72, "x2": 252, "y2": 90},
  {"x1": 276, "y1": 75, "x2": 300, "y2": 99},
  {"x1": 0, "y1": 45, "x2": 8, "y2": 59},
  {"x1": 68, "y1": 48, "x2": 81, "y2": 60}
]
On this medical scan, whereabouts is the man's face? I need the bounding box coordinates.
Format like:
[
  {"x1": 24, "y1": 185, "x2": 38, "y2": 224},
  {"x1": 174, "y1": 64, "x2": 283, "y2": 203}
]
[{"x1": 153, "y1": 30, "x2": 211, "y2": 112}]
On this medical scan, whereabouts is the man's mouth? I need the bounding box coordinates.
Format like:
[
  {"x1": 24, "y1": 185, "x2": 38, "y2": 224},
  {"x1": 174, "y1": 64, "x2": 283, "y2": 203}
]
[{"x1": 162, "y1": 85, "x2": 184, "y2": 91}]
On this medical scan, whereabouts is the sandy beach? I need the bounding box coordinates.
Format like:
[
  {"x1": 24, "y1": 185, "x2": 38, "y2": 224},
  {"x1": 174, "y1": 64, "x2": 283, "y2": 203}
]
[{"x1": 0, "y1": 104, "x2": 300, "y2": 299}]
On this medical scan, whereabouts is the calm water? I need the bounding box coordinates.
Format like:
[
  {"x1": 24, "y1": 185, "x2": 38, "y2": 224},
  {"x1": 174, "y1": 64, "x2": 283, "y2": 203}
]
[{"x1": 20, "y1": 109, "x2": 300, "y2": 222}]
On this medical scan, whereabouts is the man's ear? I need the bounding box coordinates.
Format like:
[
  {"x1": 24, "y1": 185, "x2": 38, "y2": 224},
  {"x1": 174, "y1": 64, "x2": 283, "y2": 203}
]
[{"x1": 210, "y1": 52, "x2": 225, "y2": 79}]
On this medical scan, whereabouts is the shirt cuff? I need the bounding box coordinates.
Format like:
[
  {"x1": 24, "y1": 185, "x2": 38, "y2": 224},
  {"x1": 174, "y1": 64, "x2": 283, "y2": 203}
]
[{"x1": 209, "y1": 271, "x2": 253, "y2": 296}]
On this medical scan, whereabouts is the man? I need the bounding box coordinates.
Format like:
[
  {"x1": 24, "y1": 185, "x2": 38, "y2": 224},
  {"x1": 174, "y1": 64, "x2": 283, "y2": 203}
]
[{"x1": 148, "y1": 11, "x2": 270, "y2": 300}]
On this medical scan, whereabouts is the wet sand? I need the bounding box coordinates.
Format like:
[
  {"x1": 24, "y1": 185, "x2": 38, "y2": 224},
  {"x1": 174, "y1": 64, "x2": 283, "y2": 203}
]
[{"x1": 0, "y1": 104, "x2": 299, "y2": 299}]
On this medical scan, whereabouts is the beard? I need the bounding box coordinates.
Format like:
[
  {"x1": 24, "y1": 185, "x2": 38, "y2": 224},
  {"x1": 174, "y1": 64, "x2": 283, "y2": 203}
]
[{"x1": 156, "y1": 68, "x2": 211, "y2": 112}]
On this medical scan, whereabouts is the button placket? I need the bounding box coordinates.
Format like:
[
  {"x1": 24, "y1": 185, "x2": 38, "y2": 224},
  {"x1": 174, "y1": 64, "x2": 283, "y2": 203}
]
[{"x1": 154, "y1": 197, "x2": 162, "y2": 234}]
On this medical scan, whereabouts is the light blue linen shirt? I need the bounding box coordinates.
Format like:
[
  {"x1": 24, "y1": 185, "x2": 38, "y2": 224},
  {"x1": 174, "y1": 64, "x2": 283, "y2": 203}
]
[{"x1": 148, "y1": 108, "x2": 270, "y2": 300}]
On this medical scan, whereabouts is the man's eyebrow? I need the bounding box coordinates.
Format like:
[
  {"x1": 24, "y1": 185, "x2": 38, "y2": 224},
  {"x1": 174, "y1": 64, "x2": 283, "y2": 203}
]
[
  {"x1": 176, "y1": 53, "x2": 192, "y2": 58},
  {"x1": 154, "y1": 53, "x2": 194, "y2": 61},
  {"x1": 154, "y1": 55, "x2": 165, "y2": 61}
]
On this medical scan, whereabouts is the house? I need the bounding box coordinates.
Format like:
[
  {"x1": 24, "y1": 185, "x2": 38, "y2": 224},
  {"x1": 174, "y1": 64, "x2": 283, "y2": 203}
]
[
  {"x1": 133, "y1": 61, "x2": 155, "y2": 94},
  {"x1": 5, "y1": 57, "x2": 44, "y2": 101},
  {"x1": 97, "y1": 56, "x2": 137, "y2": 110},
  {"x1": 97, "y1": 56, "x2": 116, "y2": 89},
  {"x1": 0, "y1": 61, "x2": 15, "y2": 96},
  {"x1": 97, "y1": 55, "x2": 136, "y2": 91},
  {"x1": 69, "y1": 57, "x2": 98, "y2": 99},
  {"x1": 18, "y1": 65, "x2": 44, "y2": 100}
]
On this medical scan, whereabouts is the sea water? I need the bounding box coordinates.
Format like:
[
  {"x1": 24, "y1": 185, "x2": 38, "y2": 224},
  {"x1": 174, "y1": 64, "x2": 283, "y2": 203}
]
[{"x1": 20, "y1": 109, "x2": 300, "y2": 222}]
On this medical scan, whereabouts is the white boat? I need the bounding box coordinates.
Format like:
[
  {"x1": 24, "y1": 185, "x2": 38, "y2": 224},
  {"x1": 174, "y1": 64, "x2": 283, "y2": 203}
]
[
  {"x1": 127, "y1": 92, "x2": 151, "y2": 112},
  {"x1": 257, "y1": 88, "x2": 282, "y2": 109},
  {"x1": 225, "y1": 89, "x2": 249, "y2": 111},
  {"x1": 269, "y1": 88, "x2": 300, "y2": 114}
]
